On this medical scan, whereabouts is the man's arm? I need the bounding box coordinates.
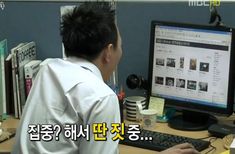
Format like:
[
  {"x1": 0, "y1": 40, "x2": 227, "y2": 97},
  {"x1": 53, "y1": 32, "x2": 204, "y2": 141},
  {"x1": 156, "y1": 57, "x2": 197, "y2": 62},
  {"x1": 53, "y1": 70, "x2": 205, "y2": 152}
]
[{"x1": 79, "y1": 94, "x2": 121, "y2": 154}]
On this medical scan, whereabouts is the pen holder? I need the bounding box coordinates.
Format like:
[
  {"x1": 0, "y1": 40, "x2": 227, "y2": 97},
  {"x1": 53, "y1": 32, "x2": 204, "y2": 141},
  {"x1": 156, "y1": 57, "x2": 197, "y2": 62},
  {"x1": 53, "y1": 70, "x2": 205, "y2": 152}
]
[{"x1": 124, "y1": 96, "x2": 147, "y2": 122}]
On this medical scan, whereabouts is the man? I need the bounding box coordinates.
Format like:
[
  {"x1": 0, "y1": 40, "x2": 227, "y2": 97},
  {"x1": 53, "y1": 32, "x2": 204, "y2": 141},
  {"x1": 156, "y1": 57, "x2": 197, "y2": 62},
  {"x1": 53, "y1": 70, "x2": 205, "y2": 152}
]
[{"x1": 12, "y1": 2, "x2": 199, "y2": 154}]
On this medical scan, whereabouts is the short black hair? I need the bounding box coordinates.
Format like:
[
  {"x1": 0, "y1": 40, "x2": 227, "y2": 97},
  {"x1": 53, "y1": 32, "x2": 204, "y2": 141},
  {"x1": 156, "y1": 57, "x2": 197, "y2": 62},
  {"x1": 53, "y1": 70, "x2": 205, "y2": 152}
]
[{"x1": 60, "y1": 2, "x2": 118, "y2": 61}]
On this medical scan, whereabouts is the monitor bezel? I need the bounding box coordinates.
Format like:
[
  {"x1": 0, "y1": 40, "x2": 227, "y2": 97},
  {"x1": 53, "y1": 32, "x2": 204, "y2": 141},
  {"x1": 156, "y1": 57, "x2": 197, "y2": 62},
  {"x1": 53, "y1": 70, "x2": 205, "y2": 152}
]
[{"x1": 148, "y1": 20, "x2": 235, "y2": 116}]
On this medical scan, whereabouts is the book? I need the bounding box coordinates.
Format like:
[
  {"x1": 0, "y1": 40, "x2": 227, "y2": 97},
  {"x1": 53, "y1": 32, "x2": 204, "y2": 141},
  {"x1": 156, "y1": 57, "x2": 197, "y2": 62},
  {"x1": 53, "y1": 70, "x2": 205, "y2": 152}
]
[
  {"x1": 4, "y1": 53, "x2": 15, "y2": 115},
  {"x1": 15, "y1": 42, "x2": 36, "y2": 116},
  {"x1": 0, "y1": 39, "x2": 7, "y2": 121},
  {"x1": 11, "y1": 43, "x2": 26, "y2": 118},
  {"x1": 24, "y1": 60, "x2": 41, "y2": 97}
]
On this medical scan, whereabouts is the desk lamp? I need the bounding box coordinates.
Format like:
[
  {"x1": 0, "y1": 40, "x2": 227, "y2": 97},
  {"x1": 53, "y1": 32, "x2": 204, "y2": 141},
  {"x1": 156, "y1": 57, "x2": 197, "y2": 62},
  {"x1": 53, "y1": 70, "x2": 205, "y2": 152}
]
[{"x1": 209, "y1": 5, "x2": 223, "y2": 26}]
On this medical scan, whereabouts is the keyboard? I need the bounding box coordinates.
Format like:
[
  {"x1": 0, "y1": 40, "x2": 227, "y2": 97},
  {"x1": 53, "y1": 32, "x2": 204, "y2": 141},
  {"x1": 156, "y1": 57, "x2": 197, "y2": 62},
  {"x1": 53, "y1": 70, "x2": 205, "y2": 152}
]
[{"x1": 119, "y1": 127, "x2": 210, "y2": 152}]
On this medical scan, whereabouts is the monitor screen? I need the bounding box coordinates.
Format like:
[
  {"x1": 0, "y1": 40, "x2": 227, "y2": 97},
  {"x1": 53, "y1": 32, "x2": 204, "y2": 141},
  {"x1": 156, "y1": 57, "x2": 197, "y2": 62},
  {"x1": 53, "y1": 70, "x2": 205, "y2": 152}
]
[{"x1": 148, "y1": 21, "x2": 235, "y2": 130}]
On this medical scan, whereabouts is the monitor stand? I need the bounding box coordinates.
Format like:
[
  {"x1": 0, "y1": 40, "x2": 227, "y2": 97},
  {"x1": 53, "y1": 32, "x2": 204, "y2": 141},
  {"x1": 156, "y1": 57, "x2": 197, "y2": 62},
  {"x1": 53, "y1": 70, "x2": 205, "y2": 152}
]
[{"x1": 168, "y1": 110, "x2": 217, "y2": 131}]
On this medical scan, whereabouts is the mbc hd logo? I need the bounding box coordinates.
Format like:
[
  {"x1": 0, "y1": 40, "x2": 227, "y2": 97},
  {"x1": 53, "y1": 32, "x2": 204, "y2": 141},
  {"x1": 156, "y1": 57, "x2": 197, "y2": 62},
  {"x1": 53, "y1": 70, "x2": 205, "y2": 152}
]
[{"x1": 188, "y1": 0, "x2": 221, "y2": 7}]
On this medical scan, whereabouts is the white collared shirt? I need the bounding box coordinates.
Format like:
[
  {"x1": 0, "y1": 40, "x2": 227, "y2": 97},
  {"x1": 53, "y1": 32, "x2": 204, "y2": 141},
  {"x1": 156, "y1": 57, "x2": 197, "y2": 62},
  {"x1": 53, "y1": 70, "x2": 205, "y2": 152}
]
[{"x1": 12, "y1": 58, "x2": 121, "y2": 154}]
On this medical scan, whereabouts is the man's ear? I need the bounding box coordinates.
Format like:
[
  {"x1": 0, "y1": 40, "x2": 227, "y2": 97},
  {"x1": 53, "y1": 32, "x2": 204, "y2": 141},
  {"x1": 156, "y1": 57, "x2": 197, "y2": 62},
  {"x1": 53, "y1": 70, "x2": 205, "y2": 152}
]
[{"x1": 103, "y1": 43, "x2": 113, "y2": 63}]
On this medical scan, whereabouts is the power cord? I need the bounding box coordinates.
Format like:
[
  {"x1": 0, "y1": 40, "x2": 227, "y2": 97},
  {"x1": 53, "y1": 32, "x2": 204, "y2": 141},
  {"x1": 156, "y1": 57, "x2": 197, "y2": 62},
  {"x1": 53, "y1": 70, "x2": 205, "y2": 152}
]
[{"x1": 205, "y1": 137, "x2": 217, "y2": 154}]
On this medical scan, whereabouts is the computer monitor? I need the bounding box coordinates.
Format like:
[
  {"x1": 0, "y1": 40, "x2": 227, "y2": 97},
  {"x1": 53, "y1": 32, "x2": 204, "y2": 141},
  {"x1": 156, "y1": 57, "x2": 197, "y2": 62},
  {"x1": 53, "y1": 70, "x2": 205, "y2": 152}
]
[{"x1": 148, "y1": 21, "x2": 235, "y2": 131}]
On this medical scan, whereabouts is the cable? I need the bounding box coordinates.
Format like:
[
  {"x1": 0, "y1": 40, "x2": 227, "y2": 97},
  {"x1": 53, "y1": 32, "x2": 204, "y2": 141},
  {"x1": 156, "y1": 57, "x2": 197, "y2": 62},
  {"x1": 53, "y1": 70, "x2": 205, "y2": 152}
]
[
  {"x1": 204, "y1": 137, "x2": 217, "y2": 154},
  {"x1": 198, "y1": 136, "x2": 216, "y2": 140},
  {"x1": 205, "y1": 144, "x2": 217, "y2": 154}
]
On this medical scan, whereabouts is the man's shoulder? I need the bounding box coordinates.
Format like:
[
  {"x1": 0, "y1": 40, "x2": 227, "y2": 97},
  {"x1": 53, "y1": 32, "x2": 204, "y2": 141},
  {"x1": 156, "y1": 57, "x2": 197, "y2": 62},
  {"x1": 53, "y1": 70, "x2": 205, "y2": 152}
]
[
  {"x1": 38, "y1": 59, "x2": 92, "y2": 92},
  {"x1": 39, "y1": 58, "x2": 114, "y2": 96},
  {"x1": 78, "y1": 78, "x2": 115, "y2": 98}
]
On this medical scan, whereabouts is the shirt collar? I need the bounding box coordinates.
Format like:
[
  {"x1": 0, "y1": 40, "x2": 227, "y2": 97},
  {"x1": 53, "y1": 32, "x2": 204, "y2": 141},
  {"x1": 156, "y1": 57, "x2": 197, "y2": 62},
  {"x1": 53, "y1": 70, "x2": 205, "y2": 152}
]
[{"x1": 66, "y1": 57, "x2": 103, "y2": 81}]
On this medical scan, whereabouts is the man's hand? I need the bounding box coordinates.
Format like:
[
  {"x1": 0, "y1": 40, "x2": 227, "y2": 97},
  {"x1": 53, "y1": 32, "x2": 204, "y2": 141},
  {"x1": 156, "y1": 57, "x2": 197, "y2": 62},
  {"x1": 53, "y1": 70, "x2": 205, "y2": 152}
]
[{"x1": 159, "y1": 143, "x2": 200, "y2": 154}]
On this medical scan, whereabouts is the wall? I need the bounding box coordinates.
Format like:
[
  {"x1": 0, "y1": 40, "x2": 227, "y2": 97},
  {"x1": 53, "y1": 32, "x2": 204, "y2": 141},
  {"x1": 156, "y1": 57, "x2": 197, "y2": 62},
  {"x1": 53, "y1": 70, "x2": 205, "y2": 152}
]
[
  {"x1": 1, "y1": 1, "x2": 235, "y2": 96},
  {"x1": 0, "y1": 2, "x2": 73, "y2": 59}
]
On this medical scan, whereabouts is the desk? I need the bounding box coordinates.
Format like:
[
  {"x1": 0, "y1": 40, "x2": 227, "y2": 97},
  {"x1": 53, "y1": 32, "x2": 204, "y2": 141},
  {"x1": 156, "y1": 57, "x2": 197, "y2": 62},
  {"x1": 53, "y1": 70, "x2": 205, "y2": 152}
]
[
  {"x1": 119, "y1": 122, "x2": 225, "y2": 154},
  {"x1": 0, "y1": 117, "x2": 232, "y2": 154}
]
